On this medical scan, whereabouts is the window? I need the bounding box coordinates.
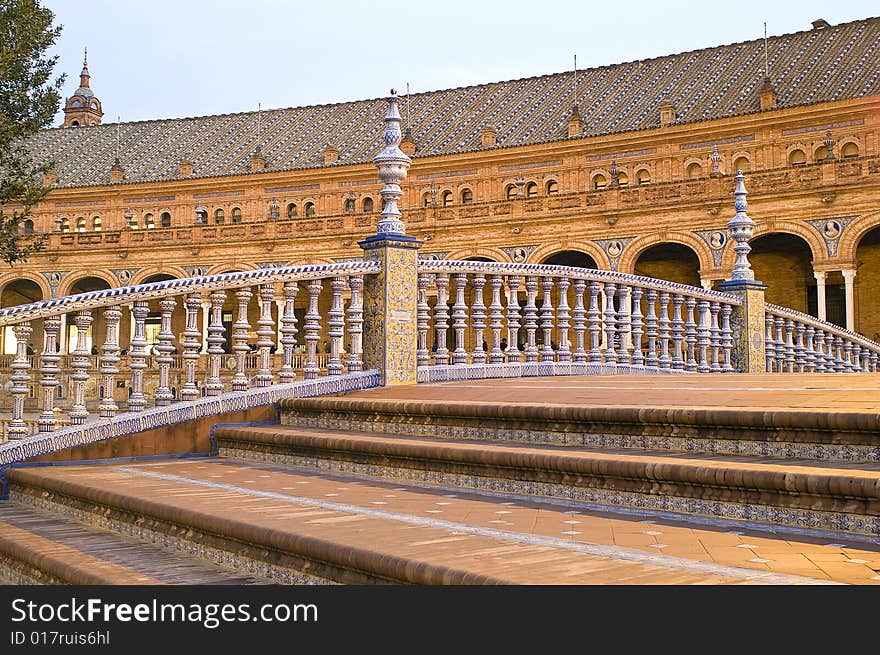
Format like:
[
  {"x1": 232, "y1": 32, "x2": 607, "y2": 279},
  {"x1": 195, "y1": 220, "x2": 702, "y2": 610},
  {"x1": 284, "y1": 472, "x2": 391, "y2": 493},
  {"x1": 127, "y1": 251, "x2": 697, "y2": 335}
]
[
  {"x1": 546, "y1": 180, "x2": 559, "y2": 195},
  {"x1": 76, "y1": 217, "x2": 86, "y2": 232},
  {"x1": 525, "y1": 182, "x2": 538, "y2": 198},
  {"x1": 61, "y1": 217, "x2": 70, "y2": 232},
  {"x1": 304, "y1": 202, "x2": 316, "y2": 218},
  {"x1": 460, "y1": 188, "x2": 473, "y2": 204},
  {"x1": 92, "y1": 216, "x2": 102, "y2": 232},
  {"x1": 160, "y1": 212, "x2": 171, "y2": 228},
  {"x1": 788, "y1": 149, "x2": 806, "y2": 166},
  {"x1": 814, "y1": 146, "x2": 829, "y2": 162},
  {"x1": 363, "y1": 197, "x2": 374, "y2": 213},
  {"x1": 231, "y1": 207, "x2": 242, "y2": 223},
  {"x1": 592, "y1": 174, "x2": 607, "y2": 191},
  {"x1": 841, "y1": 143, "x2": 859, "y2": 159},
  {"x1": 617, "y1": 172, "x2": 629, "y2": 188},
  {"x1": 636, "y1": 169, "x2": 651, "y2": 185},
  {"x1": 70, "y1": 120, "x2": 79, "y2": 127},
  {"x1": 422, "y1": 193, "x2": 432, "y2": 207},
  {"x1": 686, "y1": 162, "x2": 702, "y2": 179},
  {"x1": 441, "y1": 190, "x2": 453, "y2": 207},
  {"x1": 91, "y1": 100, "x2": 99, "y2": 109},
  {"x1": 505, "y1": 185, "x2": 518, "y2": 200},
  {"x1": 286, "y1": 203, "x2": 297, "y2": 219},
  {"x1": 144, "y1": 213, "x2": 155, "y2": 229},
  {"x1": 23, "y1": 219, "x2": 34, "y2": 234},
  {"x1": 71, "y1": 99, "x2": 81, "y2": 108},
  {"x1": 344, "y1": 197, "x2": 356, "y2": 213},
  {"x1": 733, "y1": 157, "x2": 750, "y2": 173},
  {"x1": 214, "y1": 208, "x2": 225, "y2": 224}
]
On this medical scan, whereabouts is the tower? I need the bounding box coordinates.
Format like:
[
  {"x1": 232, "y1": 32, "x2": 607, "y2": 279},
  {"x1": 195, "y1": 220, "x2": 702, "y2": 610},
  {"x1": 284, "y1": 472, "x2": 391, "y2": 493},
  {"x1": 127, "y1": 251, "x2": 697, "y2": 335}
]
[{"x1": 62, "y1": 48, "x2": 103, "y2": 127}]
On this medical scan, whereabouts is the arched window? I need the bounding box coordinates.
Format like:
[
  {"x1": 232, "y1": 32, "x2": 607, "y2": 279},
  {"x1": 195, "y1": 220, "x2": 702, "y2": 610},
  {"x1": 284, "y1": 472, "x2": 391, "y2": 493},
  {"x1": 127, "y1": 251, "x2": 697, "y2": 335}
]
[
  {"x1": 362, "y1": 197, "x2": 374, "y2": 213},
  {"x1": 70, "y1": 120, "x2": 79, "y2": 127},
  {"x1": 592, "y1": 174, "x2": 607, "y2": 191},
  {"x1": 214, "y1": 208, "x2": 225, "y2": 224},
  {"x1": 422, "y1": 193, "x2": 432, "y2": 207},
  {"x1": 441, "y1": 190, "x2": 453, "y2": 207},
  {"x1": 286, "y1": 203, "x2": 297, "y2": 219},
  {"x1": 22, "y1": 219, "x2": 34, "y2": 234},
  {"x1": 636, "y1": 169, "x2": 651, "y2": 185},
  {"x1": 304, "y1": 202, "x2": 316, "y2": 217},
  {"x1": 617, "y1": 172, "x2": 629, "y2": 188},
  {"x1": 231, "y1": 207, "x2": 242, "y2": 223},
  {"x1": 505, "y1": 185, "x2": 518, "y2": 200},
  {"x1": 71, "y1": 99, "x2": 81, "y2": 108},
  {"x1": 525, "y1": 182, "x2": 538, "y2": 198},
  {"x1": 92, "y1": 216, "x2": 102, "y2": 232},
  {"x1": 841, "y1": 142, "x2": 859, "y2": 159},
  {"x1": 460, "y1": 188, "x2": 473, "y2": 204},
  {"x1": 344, "y1": 197, "x2": 356, "y2": 213},
  {"x1": 61, "y1": 217, "x2": 70, "y2": 232},
  {"x1": 686, "y1": 162, "x2": 702, "y2": 179},
  {"x1": 160, "y1": 212, "x2": 171, "y2": 228},
  {"x1": 788, "y1": 149, "x2": 806, "y2": 166},
  {"x1": 814, "y1": 146, "x2": 829, "y2": 162},
  {"x1": 733, "y1": 157, "x2": 750, "y2": 173},
  {"x1": 546, "y1": 180, "x2": 559, "y2": 195},
  {"x1": 76, "y1": 217, "x2": 86, "y2": 232},
  {"x1": 144, "y1": 213, "x2": 155, "y2": 229}
]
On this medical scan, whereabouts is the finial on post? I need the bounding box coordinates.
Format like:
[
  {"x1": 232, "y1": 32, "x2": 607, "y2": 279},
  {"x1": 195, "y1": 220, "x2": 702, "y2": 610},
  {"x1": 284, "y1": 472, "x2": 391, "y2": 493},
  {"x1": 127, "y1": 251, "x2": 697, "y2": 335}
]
[
  {"x1": 372, "y1": 89, "x2": 412, "y2": 236},
  {"x1": 726, "y1": 171, "x2": 757, "y2": 283}
]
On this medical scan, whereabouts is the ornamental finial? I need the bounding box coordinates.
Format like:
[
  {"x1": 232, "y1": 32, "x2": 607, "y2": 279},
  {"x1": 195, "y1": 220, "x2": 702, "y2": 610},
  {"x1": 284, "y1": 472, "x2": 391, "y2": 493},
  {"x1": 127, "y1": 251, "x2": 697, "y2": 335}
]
[
  {"x1": 726, "y1": 171, "x2": 757, "y2": 282},
  {"x1": 372, "y1": 89, "x2": 412, "y2": 235}
]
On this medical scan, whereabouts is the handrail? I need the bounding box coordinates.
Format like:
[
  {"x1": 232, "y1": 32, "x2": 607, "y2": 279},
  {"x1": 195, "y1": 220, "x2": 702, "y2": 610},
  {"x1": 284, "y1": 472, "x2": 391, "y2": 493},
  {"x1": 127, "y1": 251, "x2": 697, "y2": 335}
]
[{"x1": 765, "y1": 302, "x2": 880, "y2": 356}]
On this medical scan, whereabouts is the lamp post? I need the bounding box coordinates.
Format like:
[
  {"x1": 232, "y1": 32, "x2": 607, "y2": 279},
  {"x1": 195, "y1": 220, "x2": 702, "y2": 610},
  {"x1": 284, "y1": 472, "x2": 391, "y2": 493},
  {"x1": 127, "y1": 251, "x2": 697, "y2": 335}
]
[
  {"x1": 194, "y1": 201, "x2": 206, "y2": 225},
  {"x1": 123, "y1": 208, "x2": 133, "y2": 230},
  {"x1": 268, "y1": 197, "x2": 280, "y2": 220}
]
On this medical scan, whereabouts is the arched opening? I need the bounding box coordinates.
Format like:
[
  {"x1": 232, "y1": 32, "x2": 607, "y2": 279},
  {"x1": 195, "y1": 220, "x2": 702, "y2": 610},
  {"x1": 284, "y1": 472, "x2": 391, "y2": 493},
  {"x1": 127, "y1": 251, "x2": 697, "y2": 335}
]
[
  {"x1": 617, "y1": 172, "x2": 629, "y2": 187},
  {"x1": 214, "y1": 208, "x2": 225, "y2": 224},
  {"x1": 344, "y1": 197, "x2": 356, "y2": 213},
  {"x1": 76, "y1": 217, "x2": 86, "y2": 232},
  {"x1": 460, "y1": 188, "x2": 473, "y2": 204},
  {"x1": 546, "y1": 180, "x2": 559, "y2": 195},
  {"x1": 841, "y1": 142, "x2": 859, "y2": 159},
  {"x1": 22, "y1": 219, "x2": 34, "y2": 235},
  {"x1": 814, "y1": 145, "x2": 829, "y2": 162},
  {"x1": 733, "y1": 157, "x2": 750, "y2": 172},
  {"x1": 160, "y1": 212, "x2": 171, "y2": 228},
  {"x1": 525, "y1": 182, "x2": 538, "y2": 199},
  {"x1": 788, "y1": 149, "x2": 806, "y2": 166},
  {"x1": 304, "y1": 202, "x2": 316, "y2": 218},
  {"x1": 231, "y1": 207, "x2": 242, "y2": 223},
  {"x1": 505, "y1": 185, "x2": 518, "y2": 200},
  {"x1": 92, "y1": 216, "x2": 102, "y2": 232},
  {"x1": 144, "y1": 213, "x2": 155, "y2": 229},
  {"x1": 541, "y1": 250, "x2": 598, "y2": 269},
  {"x1": 362, "y1": 197, "x2": 374, "y2": 213},
  {"x1": 464, "y1": 256, "x2": 495, "y2": 262},
  {"x1": 1, "y1": 279, "x2": 44, "y2": 354},
  {"x1": 286, "y1": 203, "x2": 297, "y2": 219},
  {"x1": 422, "y1": 193, "x2": 433, "y2": 207},
  {"x1": 71, "y1": 120, "x2": 79, "y2": 127},
  {"x1": 749, "y1": 233, "x2": 821, "y2": 319},
  {"x1": 61, "y1": 217, "x2": 70, "y2": 233},
  {"x1": 855, "y1": 226, "x2": 880, "y2": 338},
  {"x1": 441, "y1": 190, "x2": 453, "y2": 207},
  {"x1": 592, "y1": 174, "x2": 607, "y2": 191},
  {"x1": 633, "y1": 243, "x2": 700, "y2": 287},
  {"x1": 636, "y1": 169, "x2": 651, "y2": 185},
  {"x1": 685, "y1": 162, "x2": 702, "y2": 179}
]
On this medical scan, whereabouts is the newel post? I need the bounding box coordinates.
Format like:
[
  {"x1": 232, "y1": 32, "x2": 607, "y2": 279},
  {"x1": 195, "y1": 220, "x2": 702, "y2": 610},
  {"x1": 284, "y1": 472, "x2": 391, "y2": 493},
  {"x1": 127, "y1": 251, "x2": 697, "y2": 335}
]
[
  {"x1": 359, "y1": 89, "x2": 423, "y2": 385},
  {"x1": 718, "y1": 171, "x2": 766, "y2": 372}
]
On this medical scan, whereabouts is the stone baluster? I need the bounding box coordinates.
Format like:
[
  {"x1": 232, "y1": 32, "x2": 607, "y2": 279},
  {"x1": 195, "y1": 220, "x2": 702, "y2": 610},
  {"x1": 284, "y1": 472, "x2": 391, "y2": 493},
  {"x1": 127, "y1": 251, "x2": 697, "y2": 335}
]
[
  {"x1": 488, "y1": 275, "x2": 505, "y2": 363},
  {"x1": 870, "y1": 352, "x2": 878, "y2": 373},
  {"x1": 205, "y1": 290, "x2": 227, "y2": 394},
  {"x1": 97, "y1": 307, "x2": 121, "y2": 418},
  {"x1": 773, "y1": 316, "x2": 785, "y2": 372},
  {"x1": 556, "y1": 278, "x2": 571, "y2": 362},
  {"x1": 783, "y1": 318, "x2": 795, "y2": 373},
  {"x1": 696, "y1": 300, "x2": 710, "y2": 373},
  {"x1": 644, "y1": 289, "x2": 658, "y2": 368},
  {"x1": 657, "y1": 292, "x2": 671, "y2": 369},
  {"x1": 471, "y1": 274, "x2": 487, "y2": 364},
  {"x1": 154, "y1": 298, "x2": 176, "y2": 405},
  {"x1": 180, "y1": 293, "x2": 202, "y2": 401},
  {"x1": 505, "y1": 276, "x2": 521, "y2": 363},
  {"x1": 794, "y1": 323, "x2": 806, "y2": 373},
  {"x1": 764, "y1": 312, "x2": 776, "y2": 372},
  {"x1": 616, "y1": 285, "x2": 630, "y2": 365},
  {"x1": 303, "y1": 280, "x2": 322, "y2": 381},
  {"x1": 630, "y1": 287, "x2": 644, "y2": 367},
  {"x1": 346, "y1": 276, "x2": 364, "y2": 373},
  {"x1": 709, "y1": 302, "x2": 721, "y2": 372},
  {"x1": 37, "y1": 317, "x2": 61, "y2": 431},
  {"x1": 416, "y1": 274, "x2": 431, "y2": 367},
  {"x1": 452, "y1": 273, "x2": 468, "y2": 364},
  {"x1": 278, "y1": 283, "x2": 299, "y2": 382},
  {"x1": 523, "y1": 276, "x2": 539, "y2": 362},
  {"x1": 231, "y1": 287, "x2": 253, "y2": 389},
  {"x1": 852, "y1": 343, "x2": 862, "y2": 372},
  {"x1": 603, "y1": 282, "x2": 617, "y2": 364},
  {"x1": 256, "y1": 284, "x2": 277, "y2": 384},
  {"x1": 843, "y1": 340, "x2": 853, "y2": 372},
  {"x1": 804, "y1": 325, "x2": 816, "y2": 372},
  {"x1": 587, "y1": 281, "x2": 602, "y2": 363},
  {"x1": 824, "y1": 332, "x2": 835, "y2": 370},
  {"x1": 720, "y1": 304, "x2": 734, "y2": 372},
  {"x1": 813, "y1": 329, "x2": 827, "y2": 371},
  {"x1": 68, "y1": 311, "x2": 93, "y2": 423},
  {"x1": 670, "y1": 294, "x2": 684, "y2": 370},
  {"x1": 128, "y1": 302, "x2": 149, "y2": 411},
  {"x1": 433, "y1": 273, "x2": 450, "y2": 365},
  {"x1": 832, "y1": 336, "x2": 844, "y2": 371},
  {"x1": 572, "y1": 279, "x2": 587, "y2": 363},
  {"x1": 539, "y1": 277, "x2": 555, "y2": 362},
  {"x1": 327, "y1": 277, "x2": 346, "y2": 376},
  {"x1": 684, "y1": 296, "x2": 697, "y2": 371},
  {"x1": 7, "y1": 323, "x2": 33, "y2": 439}
]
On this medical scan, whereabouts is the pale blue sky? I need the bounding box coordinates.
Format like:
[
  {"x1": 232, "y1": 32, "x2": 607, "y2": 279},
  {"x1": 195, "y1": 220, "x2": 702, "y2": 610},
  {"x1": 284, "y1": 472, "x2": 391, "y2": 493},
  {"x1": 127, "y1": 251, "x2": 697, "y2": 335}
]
[{"x1": 43, "y1": 1, "x2": 878, "y2": 124}]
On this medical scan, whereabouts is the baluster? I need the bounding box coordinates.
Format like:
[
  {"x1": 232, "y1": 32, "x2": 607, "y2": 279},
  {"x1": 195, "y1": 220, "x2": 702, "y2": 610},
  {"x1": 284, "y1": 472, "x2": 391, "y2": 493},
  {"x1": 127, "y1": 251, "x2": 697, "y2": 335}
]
[
  {"x1": 154, "y1": 298, "x2": 176, "y2": 405},
  {"x1": 524, "y1": 277, "x2": 539, "y2": 362},
  {"x1": 774, "y1": 316, "x2": 785, "y2": 372},
  {"x1": 630, "y1": 287, "x2": 644, "y2": 366},
  {"x1": 471, "y1": 274, "x2": 487, "y2": 364},
  {"x1": 617, "y1": 285, "x2": 630, "y2": 365},
  {"x1": 231, "y1": 287, "x2": 254, "y2": 389},
  {"x1": 303, "y1": 280, "x2": 322, "y2": 380},
  {"x1": 764, "y1": 312, "x2": 776, "y2": 372},
  {"x1": 852, "y1": 344, "x2": 863, "y2": 372},
  {"x1": 538, "y1": 277, "x2": 555, "y2": 362},
  {"x1": 327, "y1": 277, "x2": 346, "y2": 376},
  {"x1": 720, "y1": 304, "x2": 734, "y2": 372},
  {"x1": 804, "y1": 325, "x2": 816, "y2": 373},
  {"x1": 7, "y1": 323, "x2": 33, "y2": 439},
  {"x1": 588, "y1": 281, "x2": 602, "y2": 363},
  {"x1": 97, "y1": 307, "x2": 121, "y2": 418},
  {"x1": 128, "y1": 302, "x2": 148, "y2": 411},
  {"x1": 603, "y1": 282, "x2": 617, "y2": 364},
  {"x1": 843, "y1": 340, "x2": 854, "y2": 372},
  {"x1": 833, "y1": 335, "x2": 844, "y2": 372},
  {"x1": 784, "y1": 318, "x2": 795, "y2": 373},
  {"x1": 69, "y1": 311, "x2": 93, "y2": 423},
  {"x1": 696, "y1": 300, "x2": 710, "y2": 373},
  {"x1": 347, "y1": 276, "x2": 363, "y2": 373},
  {"x1": 256, "y1": 284, "x2": 277, "y2": 384},
  {"x1": 180, "y1": 293, "x2": 202, "y2": 400},
  {"x1": 37, "y1": 317, "x2": 62, "y2": 431},
  {"x1": 644, "y1": 289, "x2": 658, "y2": 368},
  {"x1": 684, "y1": 296, "x2": 697, "y2": 371},
  {"x1": 452, "y1": 273, "x2": 468, "y2": 364},
  {"x1": 488, "y1": 275, "x2": 505, "y2": 363},
  {"x1": 572, "y1": 279, "x2": 587, "y2": 363},
  {"x1": 871, "y1": 352, "x2": 878, "y2": 373},
  {"x1": 824, "y1": 332, "x2": 835, "y2": 371},
  {"x1": 416, "y1": 274, "x2": 431, "y2": 367},
  {"x1": 814, "y1": 329, "x2": 827, "y2": 371},
  {"x1": 505, "y1": 276, "x2": 522, "y2": 363},
  {"x1": 205, "y1": 290, "x2": 227, "y2": 394},
  {"x1": 794, "y1": 323, "x2": 806, "y2": 373},
  {"x1": 671, "y1": 294, "x2": 684, "y2": 370},
  {"x1": 709, "y1": 302, "x2": 721, "y2": 372},
  {"x1": 657, "y1": 292, "x2": 671, "y2": 369},
  {"x1": 433, "y1": 273, "x2": 450, "y2": 365},
  {"x1": 556, "y1": 278, "x2": 571, "y2": 362}
]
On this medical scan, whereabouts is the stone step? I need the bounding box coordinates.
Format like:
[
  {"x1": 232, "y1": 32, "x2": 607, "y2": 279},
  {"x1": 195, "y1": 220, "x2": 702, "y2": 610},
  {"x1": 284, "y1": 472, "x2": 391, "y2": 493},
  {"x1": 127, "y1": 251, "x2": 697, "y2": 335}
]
[{"x1": 215, "y1": 424, "x2": 880, "y2": 537}]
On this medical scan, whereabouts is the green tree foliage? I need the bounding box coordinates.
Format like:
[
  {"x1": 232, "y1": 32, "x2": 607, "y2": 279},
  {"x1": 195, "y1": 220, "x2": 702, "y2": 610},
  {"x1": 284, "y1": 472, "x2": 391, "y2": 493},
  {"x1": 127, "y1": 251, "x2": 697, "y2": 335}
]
[{"x1": 0, "y1": 0, "x2": 64, "y2": 267}]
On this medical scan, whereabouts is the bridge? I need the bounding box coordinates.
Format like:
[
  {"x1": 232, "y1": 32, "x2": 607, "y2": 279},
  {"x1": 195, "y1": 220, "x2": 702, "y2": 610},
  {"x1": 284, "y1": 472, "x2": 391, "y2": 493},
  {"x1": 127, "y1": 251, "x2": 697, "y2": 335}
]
[{"x1": 0, "y1": 93, "x2": 878, "y2": 585}]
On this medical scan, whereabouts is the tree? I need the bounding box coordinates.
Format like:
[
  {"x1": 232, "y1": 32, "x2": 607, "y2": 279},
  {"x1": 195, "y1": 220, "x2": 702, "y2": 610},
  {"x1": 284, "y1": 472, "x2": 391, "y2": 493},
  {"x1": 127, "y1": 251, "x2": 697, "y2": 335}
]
[{"x1": 0, "y1": 0, "x2": 64, "y2": 267}]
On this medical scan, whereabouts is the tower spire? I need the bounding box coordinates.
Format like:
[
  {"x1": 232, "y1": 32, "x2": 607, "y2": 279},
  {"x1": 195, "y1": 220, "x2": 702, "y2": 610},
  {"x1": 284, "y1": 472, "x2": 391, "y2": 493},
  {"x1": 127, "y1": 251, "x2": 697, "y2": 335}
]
[{"x1": 63, "y1": 46, "x2": 103, "y2": 126}]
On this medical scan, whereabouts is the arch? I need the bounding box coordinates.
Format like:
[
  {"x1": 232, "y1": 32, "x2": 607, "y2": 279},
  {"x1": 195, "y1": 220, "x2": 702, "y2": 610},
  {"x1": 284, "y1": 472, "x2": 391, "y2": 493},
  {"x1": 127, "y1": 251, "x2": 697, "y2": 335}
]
[
  {"x1": 213, "y1": 208, "x2": 225, "y2": 224},
  {"x1": 814, "y1": 145, "x2": 830, "y2": 162},
  {"x1": 592, "y1": 173, "x2": 607, "y2": 191},
  {"x1": 618, "y1": 233, "x2": 714, "y2": 276},
  {"x1": 0, "y1": 276, "x2": 47, "y2": 306},
  {"x1": 635, "y1": 168, "x2": 651, "y2": 185},
  {"x1": 92, "y1": 215, "x2": 102, "y2": 231},
  {"x1": 855, "y1": 224, "x2": 880, "y2": 338},
  {"x1": 460, "y1": 188, "x2": 473, "y2": 204},
  {"x1": 286, "y1": 202, "x2": 297, "y2": 219},
  {"x1": 160, "y1": 211, "x2": 171, "y2": 228},
  {"x1": 209, "y1": 263, "x2": 260, "y2": 275},
  {"x1": 75, "y1": 216, "x2": 86, "y2": 232},
  {"x1": 362, "y1": 197, "x2": 374, "y2": 213},
  {"x1": 841, "y1": 141, "x2": 859, "y2": 159},
  {"x1": 788, "y1": 148, "x2": 807, "y2": 166},
  {"x1": 720, "y1": 223, "x2": 825, "y2": 269},
  {"x1": 837, "y1": 210, "x2": 880, "y2": 262},
  {"x1": 70, "y1": 120, "x2": 79, "y2": 127},
  {"x1": 732, "y1": 155, "x2": 750, "y2": 172},
  {"x1": 631, "y1": 242, "x2": 702, "y2": 287},
  {"x1": 445, "y1": 246, "x2": 508, "y2": 262},
  {"x1": 344, "y1": 197, "x2": 356, "y2": 213},
  {"x1": 747, "y1": 232, "x2": 816, "y2": 315},
  {"x1": 422, "y1": 192, "x2": 433, "y2": 207},
  {"x1": 616, "y1": 171, "x2": 629, "y2": 187},
  {"x1": 132, "y1": 266, "x2": 188, "y2": 285},
  {"x1": 464, "y1": 256, "x2": 495, "y2": 262},
  {"x1": 60, "y1": 273, "x2": 115, "y2": 297},
  {"x1": 546, "y1": 179, "x2": 559, "y2": 195},
  {"x1": 440, "y1": 190, "x2": 453, "y2": 207},
  {"x1": 530, "y1": 241, "x2": 609, "y2": 269},
  {"x1": 685, "y1": 161, "x2": 703, "y2": 179},
  {"x1": 505, "y1": 184, "x2": 518, "y2": 200},
  {"x1": 144, "y1": 213, "x2": 155, "y2": 229},
  {"x1": 60, "y1": 217, "x2": 70, "y2": 232},
  {"x1": 304, "y1": 201, "x2": 316, "y2": 218},
  {"x1": 524, "y1": 181, "x2": 538, "y2": 198},
  {"x1": 22, "y1": 219, "x2": 34, "y2": 234},
  {"x1": 540, "y1": 250, "x2": 599, "y2": 269},
  {"x1": 231, "y1": 207, "x2": 242, "y2": 223}
]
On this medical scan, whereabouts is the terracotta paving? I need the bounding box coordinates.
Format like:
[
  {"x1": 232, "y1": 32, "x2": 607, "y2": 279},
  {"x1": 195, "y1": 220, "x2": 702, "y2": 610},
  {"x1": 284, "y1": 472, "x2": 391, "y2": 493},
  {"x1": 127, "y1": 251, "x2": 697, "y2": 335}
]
[{"x1": 12, "y1": 456, "x2": 880, "y2": 585}]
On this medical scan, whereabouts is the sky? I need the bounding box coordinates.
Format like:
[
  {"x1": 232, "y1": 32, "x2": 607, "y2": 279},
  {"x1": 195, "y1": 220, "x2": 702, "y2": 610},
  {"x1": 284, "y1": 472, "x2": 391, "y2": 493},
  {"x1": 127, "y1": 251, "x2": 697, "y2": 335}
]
[{"x1": 43, "y1": 0, "x2": 879, "y2": 125}]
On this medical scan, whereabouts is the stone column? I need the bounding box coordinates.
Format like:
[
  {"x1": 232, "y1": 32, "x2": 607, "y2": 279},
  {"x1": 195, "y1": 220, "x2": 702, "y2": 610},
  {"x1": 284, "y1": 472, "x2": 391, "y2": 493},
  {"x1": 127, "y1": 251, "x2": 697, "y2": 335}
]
[
  {"x1": 200, "y1": 301, "x2": 211, "y2": 353},
  {"x1": 700, "y1": 278, "x2": 714, "y2": 291},
  {"x1": 813, "y1": 271, "x2": 827, "y2": 321},
  {"x1": 842, "y1": 269, "x2": 856, "y2": 331}
]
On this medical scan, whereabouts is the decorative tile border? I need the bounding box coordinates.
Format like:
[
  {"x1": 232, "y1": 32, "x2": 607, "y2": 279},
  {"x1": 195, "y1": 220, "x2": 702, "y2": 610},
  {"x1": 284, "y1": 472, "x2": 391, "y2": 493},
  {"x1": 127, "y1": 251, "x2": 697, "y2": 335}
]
[{"x1": 416, "y1": 361, "x2": 685, "y2": 383}]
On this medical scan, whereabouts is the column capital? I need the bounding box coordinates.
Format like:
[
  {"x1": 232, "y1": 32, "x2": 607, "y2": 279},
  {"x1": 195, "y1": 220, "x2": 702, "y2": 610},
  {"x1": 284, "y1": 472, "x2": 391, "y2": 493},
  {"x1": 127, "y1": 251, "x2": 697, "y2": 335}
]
[
  {"x1": 813, "y1": 270, "x2": 827, "y2": 282},
  {"x1": 841, "y1": 269, "x2": 857, "y2": 283}
]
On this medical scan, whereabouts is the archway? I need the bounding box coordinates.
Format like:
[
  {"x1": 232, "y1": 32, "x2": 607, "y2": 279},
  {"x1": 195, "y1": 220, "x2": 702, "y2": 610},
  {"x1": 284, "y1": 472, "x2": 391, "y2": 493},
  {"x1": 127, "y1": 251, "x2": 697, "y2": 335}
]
[
  {"x1": 1, "y1": 279, "x2": 44, "y2": 355},
  {"x1": 633, "y1": 243, "x2": 700, "y2": 287},
  {"x1": 541, "y1": 250, "x2": 598, "y2": 270},
  {"x1": 749, "y1": 233, "x2": 823, "y2": 319},
  {"x1": 855, "y1": 226, "x2": 880, "y2": 339}
]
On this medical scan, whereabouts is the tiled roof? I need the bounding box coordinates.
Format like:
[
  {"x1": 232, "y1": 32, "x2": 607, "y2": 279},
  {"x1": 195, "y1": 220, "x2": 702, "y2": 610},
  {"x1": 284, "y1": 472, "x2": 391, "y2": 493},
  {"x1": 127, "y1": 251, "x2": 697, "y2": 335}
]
[{"x1": 30, "y1": 17, "x2": 880, "y2": 188}]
